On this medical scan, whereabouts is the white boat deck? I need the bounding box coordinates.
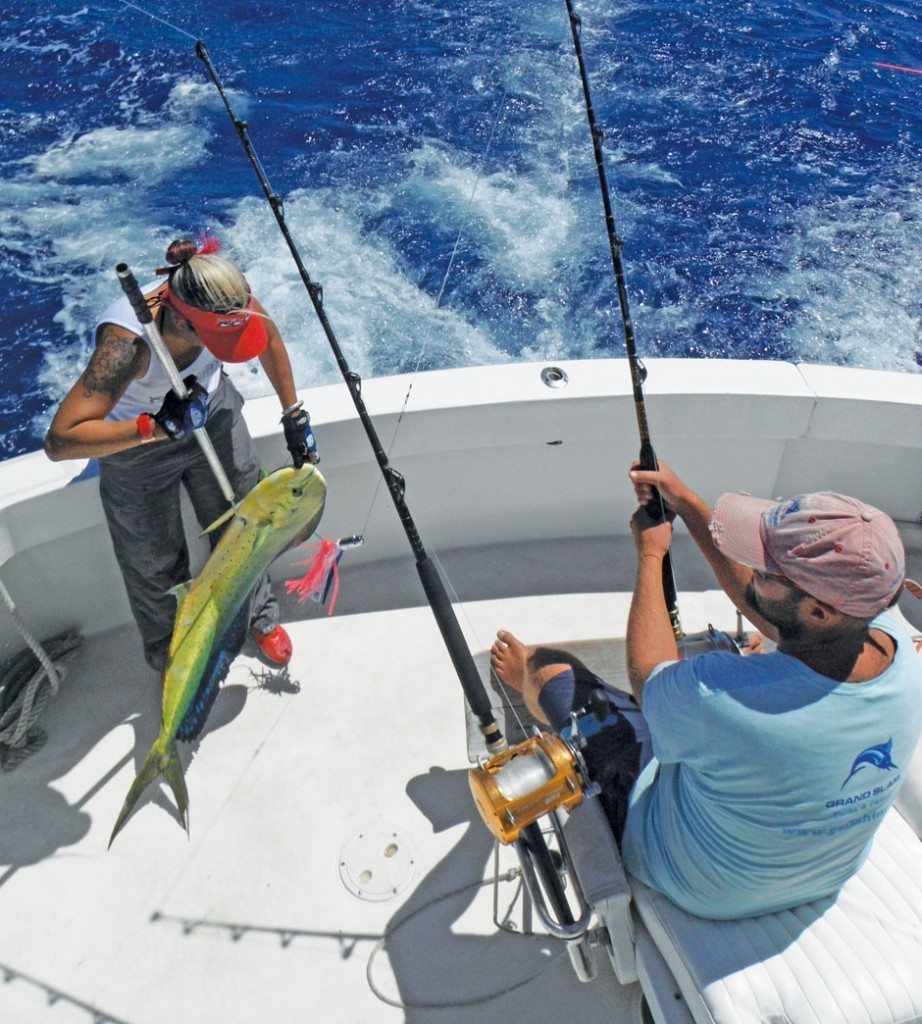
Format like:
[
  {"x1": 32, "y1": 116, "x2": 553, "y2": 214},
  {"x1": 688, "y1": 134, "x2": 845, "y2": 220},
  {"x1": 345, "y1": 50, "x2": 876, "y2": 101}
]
[
  {"x1": 3, "y1": 583, "x2": 735, "y2": 1024},
  {"x1": 2, "y1": 359, "x2": 920, "y2": 1023}
]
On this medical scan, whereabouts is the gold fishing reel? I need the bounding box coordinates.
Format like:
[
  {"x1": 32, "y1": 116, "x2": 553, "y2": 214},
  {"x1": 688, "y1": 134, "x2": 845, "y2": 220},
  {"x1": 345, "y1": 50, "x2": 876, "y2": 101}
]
[{"x1": 469, "y1": 732, "x2": 585, "y2": 844}]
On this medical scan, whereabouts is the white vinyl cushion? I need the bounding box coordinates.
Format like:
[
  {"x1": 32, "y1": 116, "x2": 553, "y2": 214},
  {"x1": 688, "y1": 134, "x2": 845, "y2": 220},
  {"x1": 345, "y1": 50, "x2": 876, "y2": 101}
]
[{"x1": 631, "y1": 807, "x2": 922, "y2": 1024}]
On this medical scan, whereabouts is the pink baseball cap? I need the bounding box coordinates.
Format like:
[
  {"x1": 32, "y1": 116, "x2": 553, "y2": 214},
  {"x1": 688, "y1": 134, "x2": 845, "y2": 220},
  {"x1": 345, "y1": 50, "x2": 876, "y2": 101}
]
[{"x1": 709, "y1": 492, "x2": 906, "y2": 618}]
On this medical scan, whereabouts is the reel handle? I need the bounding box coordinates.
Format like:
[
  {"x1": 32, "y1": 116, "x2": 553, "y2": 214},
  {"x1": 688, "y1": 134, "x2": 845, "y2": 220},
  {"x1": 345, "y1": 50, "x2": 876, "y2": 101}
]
[{"x1": 587, "y1": 688, "x2": 610, "y2": 723}]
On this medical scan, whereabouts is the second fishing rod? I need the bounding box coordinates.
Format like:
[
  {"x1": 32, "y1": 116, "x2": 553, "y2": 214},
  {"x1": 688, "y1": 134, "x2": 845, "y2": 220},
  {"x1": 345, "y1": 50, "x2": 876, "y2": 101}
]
[
  {"x1": 564, "y1": 0, "x2": 683, "y2": 639},
  {"x1": 192, "y1": 41, "x2": 506, "y2": 754}
]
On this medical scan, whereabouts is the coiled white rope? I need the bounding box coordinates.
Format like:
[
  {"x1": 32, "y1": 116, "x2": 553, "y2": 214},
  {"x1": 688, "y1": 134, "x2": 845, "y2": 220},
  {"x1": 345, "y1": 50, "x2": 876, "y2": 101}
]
[{"x1": 0, "y1": 576, "x2": 65, "y2": 769}]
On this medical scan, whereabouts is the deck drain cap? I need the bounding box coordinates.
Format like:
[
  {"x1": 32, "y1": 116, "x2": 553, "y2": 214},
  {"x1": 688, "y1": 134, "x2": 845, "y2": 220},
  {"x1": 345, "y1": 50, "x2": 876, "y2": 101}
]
[{"x1": 339, "y1": 830, "x2": 416, "y2": 902}]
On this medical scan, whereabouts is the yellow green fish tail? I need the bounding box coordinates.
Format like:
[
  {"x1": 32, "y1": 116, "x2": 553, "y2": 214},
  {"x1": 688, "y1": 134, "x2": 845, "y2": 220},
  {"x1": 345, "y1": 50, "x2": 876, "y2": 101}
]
[{"x1": 109, "y1": 740, "x2": 189, "y2": 848}]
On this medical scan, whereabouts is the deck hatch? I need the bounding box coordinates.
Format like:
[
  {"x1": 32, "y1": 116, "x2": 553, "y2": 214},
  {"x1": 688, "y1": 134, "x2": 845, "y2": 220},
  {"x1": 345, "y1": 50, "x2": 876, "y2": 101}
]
[{"x1": 339, "y1": 829, "x2": 416, "y2": 902}]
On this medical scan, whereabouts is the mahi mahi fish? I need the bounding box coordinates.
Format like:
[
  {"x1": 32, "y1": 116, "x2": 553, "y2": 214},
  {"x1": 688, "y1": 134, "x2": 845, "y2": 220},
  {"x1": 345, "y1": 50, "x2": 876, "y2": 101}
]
[{"x1": 109, "y1": 464, "x2": 327, "y2": 846}]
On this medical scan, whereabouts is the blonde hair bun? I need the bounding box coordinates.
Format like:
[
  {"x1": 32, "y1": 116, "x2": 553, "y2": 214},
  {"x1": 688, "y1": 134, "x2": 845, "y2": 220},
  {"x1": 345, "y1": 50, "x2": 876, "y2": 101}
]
[{"x1": 164, "y1": 236, "x2": 248, "y2": 315}]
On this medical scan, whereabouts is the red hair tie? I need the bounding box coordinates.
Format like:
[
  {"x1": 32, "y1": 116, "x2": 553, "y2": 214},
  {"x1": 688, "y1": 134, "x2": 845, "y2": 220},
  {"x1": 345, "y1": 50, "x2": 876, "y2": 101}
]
[{"x1": 197, "y1": 233, "x2": 221, "y2": 255}]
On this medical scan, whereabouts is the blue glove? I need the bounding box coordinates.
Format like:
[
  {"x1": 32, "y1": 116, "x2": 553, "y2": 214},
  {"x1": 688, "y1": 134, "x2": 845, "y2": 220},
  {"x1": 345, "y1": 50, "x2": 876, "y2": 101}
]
[
  {"x1": 154, "y1": 375, "x2": 209, "y2": 441},
  {"x1": 282, "y1": 403, "x2": 320, "y2": 468}
]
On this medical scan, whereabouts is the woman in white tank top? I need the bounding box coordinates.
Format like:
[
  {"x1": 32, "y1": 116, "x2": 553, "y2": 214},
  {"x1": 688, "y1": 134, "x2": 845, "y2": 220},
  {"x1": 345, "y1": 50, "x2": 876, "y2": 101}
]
[{"x1": 43, "y1": 236, "x2": 317, "y2": 670}]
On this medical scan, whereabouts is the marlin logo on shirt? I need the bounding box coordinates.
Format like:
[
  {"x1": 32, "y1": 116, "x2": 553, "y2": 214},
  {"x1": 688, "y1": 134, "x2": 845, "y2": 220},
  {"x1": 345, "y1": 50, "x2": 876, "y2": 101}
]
[{"x1": 841, "y1": 739, "x2": 897, "y2": 789}]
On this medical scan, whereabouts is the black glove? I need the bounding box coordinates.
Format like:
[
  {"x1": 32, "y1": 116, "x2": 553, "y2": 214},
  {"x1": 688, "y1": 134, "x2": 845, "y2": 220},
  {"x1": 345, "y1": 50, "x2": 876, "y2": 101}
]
[
  {"x1": 282, "y1": 403, "x2": 320, "y2": 468},
  {"x1": 154, "y1": 375, "x2": 209, "y2": 441}
]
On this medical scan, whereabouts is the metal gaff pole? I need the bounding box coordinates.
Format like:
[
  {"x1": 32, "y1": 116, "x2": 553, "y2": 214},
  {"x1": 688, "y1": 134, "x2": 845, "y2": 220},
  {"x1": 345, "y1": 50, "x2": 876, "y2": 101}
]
[
  {"x1": 563, "y1": 0, "x2": 682, "y2": 637},
  {"x1": 115, "y1": 263, "x2": 237, "y2": 509}
]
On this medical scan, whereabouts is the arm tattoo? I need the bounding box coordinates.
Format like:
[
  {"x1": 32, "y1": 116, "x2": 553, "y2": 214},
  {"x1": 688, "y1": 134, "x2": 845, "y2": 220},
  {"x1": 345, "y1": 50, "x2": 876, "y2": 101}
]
[{"x1": 82, "y1": 325, "x2": 145, "y2": 401}]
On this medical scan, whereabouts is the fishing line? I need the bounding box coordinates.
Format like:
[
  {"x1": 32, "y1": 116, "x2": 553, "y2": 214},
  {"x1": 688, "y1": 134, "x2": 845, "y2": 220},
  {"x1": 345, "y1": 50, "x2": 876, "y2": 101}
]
[
  {"x1": 358, "y1": 84, "x2": 511, "y2": 541},
  {"x1": 110, "y1": 0, "x2": 200, "y2": 43},
  {"x1": 351, "y1": 81, "x2": 533, "y2": 741},
  {"x1": 875, "y1": 61, "x2": 922, "y2": 75},
  {"x1": 424, "y1": 540, "x2": 530, "y2": 738},
  {"x1": 191, "y1": 39, "x2": 507, "y2": 752}
]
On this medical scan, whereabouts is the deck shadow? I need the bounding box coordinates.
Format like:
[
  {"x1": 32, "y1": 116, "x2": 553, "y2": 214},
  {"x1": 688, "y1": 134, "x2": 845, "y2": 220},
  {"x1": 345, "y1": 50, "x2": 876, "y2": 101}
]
[
  {"x1": 272, "y1": 532, "x2": 716, "y2": 620},
  {"x1": 0, "y1": 625, "x2": 247, "y2": 874},
  {"x1": 385, "y1": 766, "x2": 626, "y2": 1023}
]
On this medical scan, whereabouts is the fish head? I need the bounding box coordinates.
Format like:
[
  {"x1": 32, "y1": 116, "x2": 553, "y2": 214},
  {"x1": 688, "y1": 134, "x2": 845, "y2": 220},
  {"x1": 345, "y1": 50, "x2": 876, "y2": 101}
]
[{"x1": 246, "y1": 464, "x2": 327, "y2": 545}]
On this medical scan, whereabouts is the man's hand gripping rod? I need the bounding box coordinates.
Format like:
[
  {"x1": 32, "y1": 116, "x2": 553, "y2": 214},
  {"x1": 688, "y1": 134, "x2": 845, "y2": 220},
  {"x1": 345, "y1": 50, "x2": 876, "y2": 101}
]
[{"x1": 115, "y1": 263, "x2": 236, "y2": 510}]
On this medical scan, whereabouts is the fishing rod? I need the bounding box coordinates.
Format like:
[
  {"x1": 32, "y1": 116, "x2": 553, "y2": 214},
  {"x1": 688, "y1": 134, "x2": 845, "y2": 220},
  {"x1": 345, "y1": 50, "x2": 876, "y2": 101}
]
[
  {"x1": 192, "y1": 41, "x2": 505, "y2": 754},
  {"x1": 564, "y1": 0, "x2": 682, "y2": 638}
]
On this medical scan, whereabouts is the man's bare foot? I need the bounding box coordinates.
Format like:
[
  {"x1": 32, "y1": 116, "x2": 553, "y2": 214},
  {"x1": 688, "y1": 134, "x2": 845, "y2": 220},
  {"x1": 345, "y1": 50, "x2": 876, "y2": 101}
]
[{"x1": 490, "y1": 630, "x2": 532, "y2": 692}]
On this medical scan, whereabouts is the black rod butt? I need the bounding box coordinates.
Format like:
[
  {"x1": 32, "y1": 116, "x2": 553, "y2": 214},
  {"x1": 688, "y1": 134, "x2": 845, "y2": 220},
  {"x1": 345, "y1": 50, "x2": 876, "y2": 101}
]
[{"x1": 116, "y1": 264, "x2": 153, "y2": 325}]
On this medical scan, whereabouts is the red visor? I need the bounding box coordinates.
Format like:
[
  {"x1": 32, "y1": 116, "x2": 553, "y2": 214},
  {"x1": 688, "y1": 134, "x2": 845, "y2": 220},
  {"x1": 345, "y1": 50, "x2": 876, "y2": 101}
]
[{"x1": 162, "y1": 284, "x2": 268, "y2": 363}]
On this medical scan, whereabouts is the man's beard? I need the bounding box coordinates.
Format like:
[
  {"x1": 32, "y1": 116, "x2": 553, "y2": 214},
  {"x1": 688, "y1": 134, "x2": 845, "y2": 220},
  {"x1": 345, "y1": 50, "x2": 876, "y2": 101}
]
[{"x1": 744, "y1": 580, "x2": 805, "y2": 641}]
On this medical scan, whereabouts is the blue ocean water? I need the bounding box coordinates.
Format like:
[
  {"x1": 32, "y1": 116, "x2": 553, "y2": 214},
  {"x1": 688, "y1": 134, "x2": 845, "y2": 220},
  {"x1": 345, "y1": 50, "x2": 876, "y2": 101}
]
[{"x1": 1, "y1": 0, "x2": 919, "y2": 459}]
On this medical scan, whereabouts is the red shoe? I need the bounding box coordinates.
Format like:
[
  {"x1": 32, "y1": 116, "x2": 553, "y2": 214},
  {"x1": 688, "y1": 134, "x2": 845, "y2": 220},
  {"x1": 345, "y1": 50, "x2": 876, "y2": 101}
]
[{"x1": 253, "y1": 625, "x2": 292, "y2": 666}]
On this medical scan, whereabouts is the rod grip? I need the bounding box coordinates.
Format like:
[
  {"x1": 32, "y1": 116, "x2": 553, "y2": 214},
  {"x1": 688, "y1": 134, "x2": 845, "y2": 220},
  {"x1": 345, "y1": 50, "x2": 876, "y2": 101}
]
[
  {"x1": 116, "y1": 264, "x2": 154, "y2": 326},
  {"x1": 638, "y1": 439, "x2": 668, "y2": 522},
  {"x1": 636, "y1": 440, "x2": 681, "y2": 633}
]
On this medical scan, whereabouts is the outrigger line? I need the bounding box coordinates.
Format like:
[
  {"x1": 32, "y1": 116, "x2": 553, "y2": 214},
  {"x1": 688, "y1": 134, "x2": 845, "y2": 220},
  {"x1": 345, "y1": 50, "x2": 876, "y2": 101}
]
[
  {"x1": 563, "y1": 0, "x2": 683, "y2": 639},
  {"x1": 874, "y1": 62, "x2": 922, "y2": 75},
  {"x1": 191, "y1": 41, "x2": 507, "y2": 755}
]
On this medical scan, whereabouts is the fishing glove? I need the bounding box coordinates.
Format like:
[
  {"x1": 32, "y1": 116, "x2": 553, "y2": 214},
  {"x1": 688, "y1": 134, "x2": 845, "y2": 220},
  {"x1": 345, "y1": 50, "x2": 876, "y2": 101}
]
[
  {"x1": 282, "y1": 402, "x2": 320, "y2": 467},
  {"x1": 154, "y1": 375, "x2": 209, "y2": 441}
]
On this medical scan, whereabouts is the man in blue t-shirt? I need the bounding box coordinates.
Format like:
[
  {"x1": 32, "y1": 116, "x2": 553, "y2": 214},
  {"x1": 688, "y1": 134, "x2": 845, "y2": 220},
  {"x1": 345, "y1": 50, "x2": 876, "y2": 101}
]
[{"x1": 490, "y1": 462, "x2": 922, "y2": 920}]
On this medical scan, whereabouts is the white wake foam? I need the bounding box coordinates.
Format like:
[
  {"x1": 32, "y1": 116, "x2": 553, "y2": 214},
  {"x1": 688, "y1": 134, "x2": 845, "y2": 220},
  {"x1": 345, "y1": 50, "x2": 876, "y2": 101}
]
[
  {"x1": 771, "y1": 181, "x2": 922, "y2": 372},
  {"x1": 6, "y1": 75, "x2": 511, "y2": 435},
  {"x1": 219, "y1": 189, "x2": 509, "y2": 402},
  {"x1": 5, "y1": 13, "x2": 919, "y2": 453}
]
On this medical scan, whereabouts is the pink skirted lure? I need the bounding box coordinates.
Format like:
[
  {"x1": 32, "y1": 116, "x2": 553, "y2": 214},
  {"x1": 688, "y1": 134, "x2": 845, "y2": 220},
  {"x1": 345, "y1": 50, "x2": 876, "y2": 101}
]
[{"x1": 286, "y1": 538, "x2": 344, "y2": 615}]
